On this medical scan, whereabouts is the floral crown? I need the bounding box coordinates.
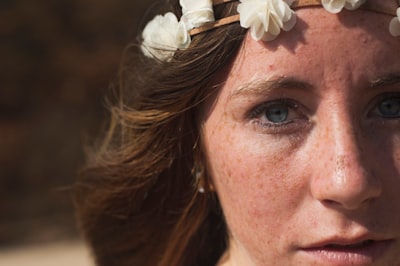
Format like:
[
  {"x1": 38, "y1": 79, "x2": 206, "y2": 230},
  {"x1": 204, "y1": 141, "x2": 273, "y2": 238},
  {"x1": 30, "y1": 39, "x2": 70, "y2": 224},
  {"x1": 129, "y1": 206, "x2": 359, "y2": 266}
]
[{"x1": 141, "y1": 0, "x2": 400, "y2": 61}]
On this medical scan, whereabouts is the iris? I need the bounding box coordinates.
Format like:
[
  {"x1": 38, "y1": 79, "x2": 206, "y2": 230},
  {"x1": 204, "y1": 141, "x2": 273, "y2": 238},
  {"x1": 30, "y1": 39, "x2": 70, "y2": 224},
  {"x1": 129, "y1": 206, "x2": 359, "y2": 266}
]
[
  {"x1": 265, "y1": 103, "x2": 289, "y2": 123},
  {"x1": 378, "y1": 98, "x2": 400, "y2": 118}
]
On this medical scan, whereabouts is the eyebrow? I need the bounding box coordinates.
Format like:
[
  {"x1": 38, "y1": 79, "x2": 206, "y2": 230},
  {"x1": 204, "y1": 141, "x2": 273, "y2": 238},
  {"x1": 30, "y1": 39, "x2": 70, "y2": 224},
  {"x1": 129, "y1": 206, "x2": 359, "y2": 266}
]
[
  {"x1": 229, "y1": 76, "x2": 312, "y2": 99},
  {"x1": 369, "y1": 74, "x2": 400, "y2": 88},
  {"x1": 228, "y1": 74, "x2": 400, "y2": 100}
]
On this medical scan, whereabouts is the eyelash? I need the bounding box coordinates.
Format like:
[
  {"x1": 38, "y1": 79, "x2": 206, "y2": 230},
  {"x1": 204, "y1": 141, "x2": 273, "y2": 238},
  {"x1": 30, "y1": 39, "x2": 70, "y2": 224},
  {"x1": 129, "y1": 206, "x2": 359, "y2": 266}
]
[{"x1": 248, "y1": 99, "x2": 309, "y2": 133}]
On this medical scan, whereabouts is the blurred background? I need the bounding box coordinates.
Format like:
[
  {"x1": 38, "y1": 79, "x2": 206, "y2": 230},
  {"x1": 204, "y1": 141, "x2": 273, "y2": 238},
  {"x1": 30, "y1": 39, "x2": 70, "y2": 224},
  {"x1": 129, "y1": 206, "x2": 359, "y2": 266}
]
[{"x1": 0, "y1": 0, "x2": 150, "y2": 264}]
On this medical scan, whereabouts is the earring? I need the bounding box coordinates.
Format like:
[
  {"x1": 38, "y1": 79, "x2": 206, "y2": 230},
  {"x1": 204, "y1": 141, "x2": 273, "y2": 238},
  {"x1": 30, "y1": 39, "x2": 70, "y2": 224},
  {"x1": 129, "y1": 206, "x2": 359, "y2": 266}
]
[{"x1": 193, "y1": 163, "x2": 205, "y2": 193}]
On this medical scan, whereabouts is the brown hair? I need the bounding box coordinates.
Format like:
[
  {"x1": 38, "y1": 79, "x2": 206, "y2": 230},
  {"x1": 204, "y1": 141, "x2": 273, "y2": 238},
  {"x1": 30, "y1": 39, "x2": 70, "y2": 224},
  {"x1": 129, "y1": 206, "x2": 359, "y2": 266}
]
[{"x1": 75, "y1": 1, "x2": 247, "y2": 265}]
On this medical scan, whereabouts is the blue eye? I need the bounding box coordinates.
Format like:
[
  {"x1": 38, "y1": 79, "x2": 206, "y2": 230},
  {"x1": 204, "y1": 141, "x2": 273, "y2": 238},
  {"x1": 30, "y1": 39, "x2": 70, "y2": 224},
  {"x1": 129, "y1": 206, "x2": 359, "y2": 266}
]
[
  {"x1": 377, "y1": 98, "x2": 400, "y2": 118},
  {"x1": 265, "y1": 103, "x2": 289, "y2": 123},
  {"x1": 249, "y1": 99, "x2": 307, "y2": 130}
]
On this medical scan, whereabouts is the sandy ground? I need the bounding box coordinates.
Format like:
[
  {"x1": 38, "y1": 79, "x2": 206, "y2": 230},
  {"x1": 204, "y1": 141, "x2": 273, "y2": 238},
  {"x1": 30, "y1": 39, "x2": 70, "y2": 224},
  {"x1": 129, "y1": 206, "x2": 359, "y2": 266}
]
[{"x1": 0, "y1": 240, "x2": 94, "y2": 266}]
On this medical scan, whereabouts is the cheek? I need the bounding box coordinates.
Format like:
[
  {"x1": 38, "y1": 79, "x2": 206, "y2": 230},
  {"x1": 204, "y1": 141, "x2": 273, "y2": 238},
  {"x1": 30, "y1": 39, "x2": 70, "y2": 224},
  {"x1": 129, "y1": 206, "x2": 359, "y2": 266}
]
[{"x1": 203, "y1": 120, "x2": 308, "y2": 243}]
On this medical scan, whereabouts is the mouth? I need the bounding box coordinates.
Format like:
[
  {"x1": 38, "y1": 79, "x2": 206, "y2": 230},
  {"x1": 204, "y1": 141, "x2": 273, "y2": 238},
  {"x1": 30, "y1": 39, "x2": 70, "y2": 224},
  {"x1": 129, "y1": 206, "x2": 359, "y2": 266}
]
[
  {"x1": 321, "y1": 239, "x2": 380, "y2": 250},
  {"x1": 301, "y1": 239, "x2": 394, "y2": 265}
]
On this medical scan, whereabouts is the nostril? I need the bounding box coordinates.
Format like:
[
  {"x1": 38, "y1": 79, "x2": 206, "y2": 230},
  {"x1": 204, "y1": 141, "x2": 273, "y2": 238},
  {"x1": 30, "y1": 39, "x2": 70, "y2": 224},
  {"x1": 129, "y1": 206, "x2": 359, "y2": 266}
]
[{"x1": 320, "y1": 194, "x2": 378, "y2": 210}]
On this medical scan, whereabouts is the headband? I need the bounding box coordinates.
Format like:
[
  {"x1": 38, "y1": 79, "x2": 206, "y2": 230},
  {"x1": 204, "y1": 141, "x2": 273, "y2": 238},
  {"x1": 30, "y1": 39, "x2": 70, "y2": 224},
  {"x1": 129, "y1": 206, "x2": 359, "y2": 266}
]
[{"x1": 141, "y1": 0, "x2": 400, "y2": 61}]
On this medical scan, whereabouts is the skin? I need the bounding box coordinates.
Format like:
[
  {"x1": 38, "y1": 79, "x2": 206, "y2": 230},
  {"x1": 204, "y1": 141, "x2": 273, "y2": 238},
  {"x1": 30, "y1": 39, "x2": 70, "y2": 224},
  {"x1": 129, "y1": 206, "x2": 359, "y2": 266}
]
[{"x1": 201, "y1": 7, "x2": 400, "y2": 266}]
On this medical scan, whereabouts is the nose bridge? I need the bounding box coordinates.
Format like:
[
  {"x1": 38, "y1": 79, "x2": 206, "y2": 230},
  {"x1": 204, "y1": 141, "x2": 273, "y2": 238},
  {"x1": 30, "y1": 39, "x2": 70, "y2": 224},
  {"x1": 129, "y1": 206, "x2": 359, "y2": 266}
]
[
  {"x1": 330, "y1": 108, "x2": 366, "y2": 190},
  {"x1": 311, "y1": 101, "x2": 382, "y2": 209},
  {"x1": 331, "y1": 109, "x2": 362, "y2": 174}
]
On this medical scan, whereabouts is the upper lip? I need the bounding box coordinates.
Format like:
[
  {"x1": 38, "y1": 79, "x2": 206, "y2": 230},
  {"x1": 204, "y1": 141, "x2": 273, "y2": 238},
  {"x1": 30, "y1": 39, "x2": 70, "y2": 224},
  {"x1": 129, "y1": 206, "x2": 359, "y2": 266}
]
[{"x1": 302, "y1": 234, "x2": 392, "y2": 249}]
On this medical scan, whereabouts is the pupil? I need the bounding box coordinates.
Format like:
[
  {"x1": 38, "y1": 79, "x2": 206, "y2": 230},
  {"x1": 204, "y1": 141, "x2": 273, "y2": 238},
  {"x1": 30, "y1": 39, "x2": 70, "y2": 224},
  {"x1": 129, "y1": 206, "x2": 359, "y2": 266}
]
[
  {"x1": 379, "y1": 99, "x2": 400, "y2": 117},
  {"x1": 266, "y1": 104, "x2": 288, "y2": 123}
]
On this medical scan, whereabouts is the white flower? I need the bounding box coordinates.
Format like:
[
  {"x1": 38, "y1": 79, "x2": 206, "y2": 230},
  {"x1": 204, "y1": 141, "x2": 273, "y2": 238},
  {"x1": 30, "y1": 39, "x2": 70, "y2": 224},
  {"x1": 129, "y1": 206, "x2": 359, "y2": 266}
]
[
  {"x1": 141, "y1": 12, "x2": 191, "y2": 61},
  {"x1": 389, "y1": 7, "x2": 400, "y2": 37},
  {"x1": 180, "y1": 0, "x2": 215, "y2": 30},
  {"x1": 237, "y1": 0, "x2": 296, "y2": 41},
  {"x1": 321, "y1": 0, "x2": 366, "y2": 14}
]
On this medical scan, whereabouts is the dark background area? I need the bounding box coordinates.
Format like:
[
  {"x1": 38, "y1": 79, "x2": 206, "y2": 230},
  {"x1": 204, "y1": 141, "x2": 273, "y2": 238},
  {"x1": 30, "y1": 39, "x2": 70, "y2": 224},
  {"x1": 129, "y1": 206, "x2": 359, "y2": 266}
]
[{"x1": 0, "y1": 0, "x2": 150, "y2": 247}]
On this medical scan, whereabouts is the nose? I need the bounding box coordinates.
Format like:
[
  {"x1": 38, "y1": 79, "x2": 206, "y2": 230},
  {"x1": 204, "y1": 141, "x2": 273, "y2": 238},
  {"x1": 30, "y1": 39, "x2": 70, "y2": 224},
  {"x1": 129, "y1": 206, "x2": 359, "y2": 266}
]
[{"x1": 310, "y1": 112, "x2": 382, "y2": 210}]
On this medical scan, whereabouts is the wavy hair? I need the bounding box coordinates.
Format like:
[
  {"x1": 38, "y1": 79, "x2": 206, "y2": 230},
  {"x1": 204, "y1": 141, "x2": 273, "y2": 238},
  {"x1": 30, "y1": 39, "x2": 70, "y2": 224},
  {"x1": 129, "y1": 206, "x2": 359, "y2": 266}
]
[{"x1": 75, "y1": 1, "x2": 247, "y2": 265}]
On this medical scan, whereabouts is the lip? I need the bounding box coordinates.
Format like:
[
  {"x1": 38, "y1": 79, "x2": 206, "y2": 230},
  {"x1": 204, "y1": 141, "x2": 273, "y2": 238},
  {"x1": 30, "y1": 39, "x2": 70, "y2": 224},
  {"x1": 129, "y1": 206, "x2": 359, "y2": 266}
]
[{"x1": 300, "y1": 237, "x2": 394, "y2": 266}]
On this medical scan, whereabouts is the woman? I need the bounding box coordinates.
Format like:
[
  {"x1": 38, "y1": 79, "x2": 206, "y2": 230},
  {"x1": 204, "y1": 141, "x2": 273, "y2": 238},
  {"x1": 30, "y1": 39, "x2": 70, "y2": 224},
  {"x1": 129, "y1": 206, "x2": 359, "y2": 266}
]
[{"x1": 75, "y1": 0, "x2": 400, "y2": 265}]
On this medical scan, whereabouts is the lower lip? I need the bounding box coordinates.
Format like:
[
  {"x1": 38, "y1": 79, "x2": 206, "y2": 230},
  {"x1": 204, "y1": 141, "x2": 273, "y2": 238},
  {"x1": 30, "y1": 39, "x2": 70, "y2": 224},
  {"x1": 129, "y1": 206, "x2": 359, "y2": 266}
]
[{"x1": 300, "y1": 240, "x2": 393, "y2": 266}]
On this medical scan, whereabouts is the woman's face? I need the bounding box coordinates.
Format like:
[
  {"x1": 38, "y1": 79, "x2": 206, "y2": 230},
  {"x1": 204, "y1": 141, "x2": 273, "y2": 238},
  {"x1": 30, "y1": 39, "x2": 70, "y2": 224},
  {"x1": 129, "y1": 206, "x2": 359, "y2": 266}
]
[{"x1": 202, "y1": 8, "x2": 400, "y2": 266}]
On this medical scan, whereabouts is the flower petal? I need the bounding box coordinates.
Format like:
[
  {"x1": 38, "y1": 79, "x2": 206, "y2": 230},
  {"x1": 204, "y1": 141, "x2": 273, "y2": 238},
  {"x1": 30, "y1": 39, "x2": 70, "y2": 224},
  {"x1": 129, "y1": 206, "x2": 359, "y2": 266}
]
[
  {"x1": 180, "y1": 0, "x2": 214, "y2": 29},
  {"x1": 389, "y1": 15, "x2": 400, "y2": 37},
  {"x1": 175, "y1": 22, "x2": 191, "y2": 48},
  {"x1": 282, "y1": 12, "x2": 296, "y2": 31},
  {"x1": 252, "y1": 22, "x2": 266, "y2": 41},
  {"x1": 180, "y1": 0, "x2": 212, "y2": 11},
  {"x1": 321, "y1": 0, "x2": 346, "y2": 13},
  {"x1": 238, "y1": 0, "x2": 264, "y2": 28},
  {"x1": 285, "y1": 0, "x2": 295, "y2": 6},
  {"x1": 141, "y1": 12, "x2": 191, "y2": 61},
  {"x1": 268, "y1": 16, "x2": 282, "y2": 36},
  {"x1": 279, "y1": 0, "x2": 296, "y2": 31},
  {"x1": 238, "y1": 0, "x2": 296, "y2": 41},
  {"x1": 344, "y1": 0, "x2": 366, "y2": 10}
]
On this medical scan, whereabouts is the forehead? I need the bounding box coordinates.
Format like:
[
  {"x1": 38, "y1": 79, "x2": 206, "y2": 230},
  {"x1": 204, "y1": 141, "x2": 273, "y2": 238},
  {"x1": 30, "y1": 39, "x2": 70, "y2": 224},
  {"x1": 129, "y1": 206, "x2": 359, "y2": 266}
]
[{"x1": 227, "y1": 8, "x2": 400, "y2": 87}]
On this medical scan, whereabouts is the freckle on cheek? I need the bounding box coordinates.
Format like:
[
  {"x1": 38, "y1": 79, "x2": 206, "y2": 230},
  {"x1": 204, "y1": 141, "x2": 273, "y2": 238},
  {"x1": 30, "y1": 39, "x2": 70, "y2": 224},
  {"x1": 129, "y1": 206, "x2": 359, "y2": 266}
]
[
  {"x1": 257, "y1": 161, "x2": 267, "y2": 175},
  {"x1": 226, "y1": 165, "x2": 232, "y2": 179}
]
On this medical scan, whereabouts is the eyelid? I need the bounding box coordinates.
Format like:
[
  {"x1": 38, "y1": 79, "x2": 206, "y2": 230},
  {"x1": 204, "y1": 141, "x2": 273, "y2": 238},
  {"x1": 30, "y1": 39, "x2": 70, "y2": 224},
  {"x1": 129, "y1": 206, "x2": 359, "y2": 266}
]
[{"x1": 248, "y1": 99, "x2": 299, "y2": 119}]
